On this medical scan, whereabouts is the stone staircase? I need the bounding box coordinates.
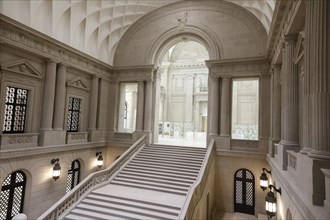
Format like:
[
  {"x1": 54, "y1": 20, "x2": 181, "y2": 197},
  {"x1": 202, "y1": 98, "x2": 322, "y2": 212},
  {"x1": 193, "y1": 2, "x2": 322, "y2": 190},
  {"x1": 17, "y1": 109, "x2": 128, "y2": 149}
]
[{"x1": 64, "y1": 144, "x2": 207, "y2": 220}]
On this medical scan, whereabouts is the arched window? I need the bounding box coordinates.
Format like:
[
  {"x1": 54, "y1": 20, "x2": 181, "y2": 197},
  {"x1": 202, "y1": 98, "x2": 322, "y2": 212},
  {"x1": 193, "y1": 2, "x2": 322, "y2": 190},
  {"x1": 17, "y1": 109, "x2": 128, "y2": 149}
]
[
  {"x1": 66, "y1": 160, "x2": 80, "y2": 193},
  {"x1": 0, "y1": 171, "x2": 26, "y2": 220},
  {"x1": 234, "y1": 168, "x2": 255, "y2": 215}
]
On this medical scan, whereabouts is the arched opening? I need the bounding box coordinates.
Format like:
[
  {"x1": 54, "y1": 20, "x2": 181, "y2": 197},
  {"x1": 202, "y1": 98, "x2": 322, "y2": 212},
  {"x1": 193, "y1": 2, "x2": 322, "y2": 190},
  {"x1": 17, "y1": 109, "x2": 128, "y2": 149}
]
[
  {"x1": 0, "y1": 171, "x2": 27, "y2": 220},
  {"x1": 153, "y1": 38, "x2": 209, "y2": 147},
  {"x1": 66, "y1": 160, "x2": 81, "y2": 193},
  {"x1": 234, "y1": 168, "x2": 255, "y2": 215}
]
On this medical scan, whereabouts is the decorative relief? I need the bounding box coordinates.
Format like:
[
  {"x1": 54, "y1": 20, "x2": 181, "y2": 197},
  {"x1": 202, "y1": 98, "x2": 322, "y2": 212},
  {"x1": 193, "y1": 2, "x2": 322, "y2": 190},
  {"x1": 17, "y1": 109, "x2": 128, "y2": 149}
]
[
  {"x1": 66, "y1": 78, "x2": 90, "y2": 91},
  {"x1": 288, "y1": 151, "x2": 297, "y2": 171},
  {"x1": 0, "y1": 18, "x2": 112, "y2": 79},
  {"x1": 66, "y1": 132, "x2": 88, "y2": 144},
  {"x1": 177, "y1": 12, "x2": 188, "y2": 31},
  {"x1": 231, "y1": 140, "x2": 259, "y2": 150},
  {"x1": 0, "y1": 133, "x2": 38, "y2": 149},
  {"x1": 1, "y1": 60, "x2": 42, "y2": 79}
]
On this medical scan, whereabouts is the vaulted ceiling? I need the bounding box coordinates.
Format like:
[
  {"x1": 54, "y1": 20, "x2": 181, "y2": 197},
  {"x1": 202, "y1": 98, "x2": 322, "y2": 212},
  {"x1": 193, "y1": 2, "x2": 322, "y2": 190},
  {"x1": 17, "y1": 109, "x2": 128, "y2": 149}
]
[{"x1": 0, "y1": 0, "x2": 275, "y2": 65}]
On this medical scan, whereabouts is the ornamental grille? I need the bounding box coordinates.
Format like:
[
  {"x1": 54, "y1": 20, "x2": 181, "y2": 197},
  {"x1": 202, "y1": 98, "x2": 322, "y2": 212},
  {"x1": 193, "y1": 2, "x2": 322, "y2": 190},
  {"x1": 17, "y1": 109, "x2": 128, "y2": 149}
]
[
  {"x1": 234, "y1": 169, "x2": 255, "y2": 215},
  {"x1": 0, "y1": 171, "x2": 26, "y2": 220},
  {"x1": 67, "y1": 97, "x2": 81, "y2": 132},
  {"x1": 66, "y1": 160, "x2": 80, "y2": 193},
  {"x1": 3, "y1": 87, "x2": 28, "y2": 133}
]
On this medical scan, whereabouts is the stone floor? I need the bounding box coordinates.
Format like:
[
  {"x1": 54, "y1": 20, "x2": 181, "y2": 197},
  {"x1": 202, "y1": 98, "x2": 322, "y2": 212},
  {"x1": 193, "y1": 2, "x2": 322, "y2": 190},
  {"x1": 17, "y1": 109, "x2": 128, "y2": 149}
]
[{"x1": 213, "y1": 211, "x2": 258, "y2": 220}]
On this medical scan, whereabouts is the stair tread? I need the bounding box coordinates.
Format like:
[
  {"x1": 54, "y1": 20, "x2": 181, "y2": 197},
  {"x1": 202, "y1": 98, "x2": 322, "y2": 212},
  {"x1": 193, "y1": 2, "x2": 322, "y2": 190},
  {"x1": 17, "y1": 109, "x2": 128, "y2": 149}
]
[
  {"x1": 110, "y1": 181, "x2": 187, "y2": 196},
  {"x1": 116, "y1": 173, "x2": 192, "y2": 186},
  {"x1": 124, "y1": 165, "x2": 199, "y2": 177},
  {"x1": 113, "y1": 177, "x2": 190, "y2": 191},
  {"x1": 119, "y1": 170, "x2": 195, "y2": 183},
  {"x1": 139, "y1": 150, "x2": 206, "y2": 159},
  {"x1": 81, "y1": 198, "x2": 179, "y2": 219},
  {"x1": 70, "y1": 208, "x2": 133, "y2": 220},
  {"x1": 132, "y1": 157, "x2": 202, "y2": 166},
  {"x1": 127, "y1": 161, "x2": 201, "y2": 172},
  {"x1": 87, "y1": 193, "x2": 180, "y2": 213},
  {"x1": 122, "y1": 167, "x2": 197, "y2": 180}
]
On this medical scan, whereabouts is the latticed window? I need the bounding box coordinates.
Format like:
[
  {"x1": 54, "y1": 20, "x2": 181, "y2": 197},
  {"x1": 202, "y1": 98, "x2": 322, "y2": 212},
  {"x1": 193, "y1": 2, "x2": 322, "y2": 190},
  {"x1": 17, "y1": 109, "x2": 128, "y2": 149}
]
[
  {"x1": 66, "y1": 160, "x2": 80, "y2": 193},
  {"x1": 234, "y1": 168, "x2": 255, "y2": 215},
  {"x1": 3, "y1": 87, "x2": 28, "y2": 133},
  {"x1": 67, "y1": 97, "x2": 81, "y2": 132},
  {"x1": 0, "y1": 171, "x2": 26, "y2": 220}
]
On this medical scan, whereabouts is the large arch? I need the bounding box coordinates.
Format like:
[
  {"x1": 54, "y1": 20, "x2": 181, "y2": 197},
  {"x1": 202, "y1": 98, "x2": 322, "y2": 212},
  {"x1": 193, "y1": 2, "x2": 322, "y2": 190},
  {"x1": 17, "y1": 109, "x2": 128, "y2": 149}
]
[{"x1": 114, "y1": 0, "x2": 267, "y2": 67}]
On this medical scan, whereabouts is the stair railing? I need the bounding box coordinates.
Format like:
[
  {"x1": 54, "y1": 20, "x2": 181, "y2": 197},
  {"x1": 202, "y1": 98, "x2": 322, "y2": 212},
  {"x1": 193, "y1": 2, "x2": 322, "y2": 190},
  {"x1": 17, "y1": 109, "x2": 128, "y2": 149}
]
[
  {"x1": 178, "y1": 139, "x2": 215, "y2": 220},
  {"x1": 38, "y1": 136, "x2": 146, "y2": 220}
]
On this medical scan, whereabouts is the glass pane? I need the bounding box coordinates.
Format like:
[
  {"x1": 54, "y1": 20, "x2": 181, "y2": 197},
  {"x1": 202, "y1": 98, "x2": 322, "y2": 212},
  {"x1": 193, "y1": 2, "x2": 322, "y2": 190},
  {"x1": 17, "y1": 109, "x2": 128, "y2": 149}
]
[
  {"x1": 231, "y1": 79, "x2": 259, "y2": 140},
  {"x1": 118, "y1": 83, "x2": 138, "y2": 133}
]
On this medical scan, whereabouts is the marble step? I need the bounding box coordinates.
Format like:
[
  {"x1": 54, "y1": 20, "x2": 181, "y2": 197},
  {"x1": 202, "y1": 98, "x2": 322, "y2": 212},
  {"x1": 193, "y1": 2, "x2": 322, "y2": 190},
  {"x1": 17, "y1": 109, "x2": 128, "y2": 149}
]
[
  {"x1": 124, "y1": 164, "x2": 198, "y2": 177},
  {"x1": 88, "y1": 193, "x2": 180, "y2": 215},
  {"x1": 146, "y1": 145, "x2": 207, "y2": 153},
  {"x1": 110, "y1": 181, "x2": 187, "y2": 196},
  {"x1": 115, "y1": 173, "x2": 191, "y2": 187},
  {"x1": 139, "y1": 149, "x2": 206, "y2": 159},
  {"x1": 132, "y1": 156, "x2": 202, "y2": 167},
  {"x1": 127, "y1": 160, "x2": 201, "y2": 173},
  {"x1": 119, "y1": 170, "x2": 195, "y2": 184},
  {"x1": 121, "y1": 167, "x2": 197, "y2": 180},
  {"x1": 112, "y1": 177, "x2": 190, "y2": 191},
  {"x1": 135, "y1": 153, "x2": 204, "y2": 162}
]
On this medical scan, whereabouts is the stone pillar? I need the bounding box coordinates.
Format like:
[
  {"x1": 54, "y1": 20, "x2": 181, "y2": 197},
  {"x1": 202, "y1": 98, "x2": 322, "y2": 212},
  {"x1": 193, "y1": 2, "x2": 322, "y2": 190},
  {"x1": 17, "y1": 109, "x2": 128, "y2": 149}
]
[
  {"x1": 144, "y1": 80, "x2": 153, "y2": 132},
  {"x1": 135, "y1": 81, "x2": 145, "y2": 132},
  {"x1": 307, "y1": 0, "x2": 330, "y2": 159},
  {"x1": 88, "y1": 76, "x2": 99, "y2": 131},
  {"x1": 220, "y1": 76, "x2": 231, "y2": 136},
  {"x1": 269, "y1": 65, "x2": 281, "y2": 156},
  {"x1": 219, "y1": 75, "x2": 231, "y2": 149},
  {"x1": 208, "y1": 76, "x2": 219, "y2": 136},
  {"x1": 260, "y1": 74, "x2": 271, "y2": 152},
  {"x1": 53, "y1": 64, "x2": 66, "y2": 130},
  {"x1": 280, "y1": 36, "x2": 299, "y2": 147},
  {"x1": 39, "y1": 59, "x2": 57, "y2": 146},
  {"x1": 88, "y1": 76, "x2": 99, "y2": 142},
  {"x1": 185, "y1": 75, "x2": 194, "y2": 122}
]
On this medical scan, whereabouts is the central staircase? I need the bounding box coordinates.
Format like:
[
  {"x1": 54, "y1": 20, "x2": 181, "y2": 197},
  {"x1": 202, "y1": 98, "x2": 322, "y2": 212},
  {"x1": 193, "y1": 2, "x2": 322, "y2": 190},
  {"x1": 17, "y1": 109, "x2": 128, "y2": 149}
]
[{"x1": 64, "y1": 144, "x2": 207, "y2": 220}]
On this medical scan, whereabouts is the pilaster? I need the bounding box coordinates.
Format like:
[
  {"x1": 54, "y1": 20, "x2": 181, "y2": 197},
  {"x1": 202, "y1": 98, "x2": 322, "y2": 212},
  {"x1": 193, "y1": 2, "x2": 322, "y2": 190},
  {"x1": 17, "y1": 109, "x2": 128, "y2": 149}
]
[
  {"x1": 219, "y1": 75, "x2": 231, "y2": 149},
  {"x1": 134, "y1": 81, "x2": 145, "y2": 135},
  {"x1": 88, "y1": 75, "x2": 100, "y2": 142},
  {"x1": 208, "y1": 76, "x2": 219, "y2": 136}
]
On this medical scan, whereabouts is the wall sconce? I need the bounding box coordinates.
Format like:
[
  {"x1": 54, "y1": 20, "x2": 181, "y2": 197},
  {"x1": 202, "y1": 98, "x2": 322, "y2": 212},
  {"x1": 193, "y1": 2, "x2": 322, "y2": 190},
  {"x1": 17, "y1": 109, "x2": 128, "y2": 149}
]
[
  {"x1": 265, "y1": 185, "x2": 281, "y2": 219},
  {"x1": 260, "y1": 168, "x2": 271, "y2": 191},
  {"x1": 51, "y1": 159, "x2": 61, "y2": 181},
  {"x1": 96, "y1": 152, "x2": 103, "y2": 168}
]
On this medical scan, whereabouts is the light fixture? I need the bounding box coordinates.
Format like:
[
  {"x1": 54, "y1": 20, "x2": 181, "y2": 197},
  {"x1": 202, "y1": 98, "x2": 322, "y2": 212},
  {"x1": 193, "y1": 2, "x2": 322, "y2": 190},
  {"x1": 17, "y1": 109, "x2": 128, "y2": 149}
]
[
  {"x1": 96, "y1": 152, "x2": 103, "y2": 168},
  {"x1": 260, "y1": 168, "x2": 271, "y2": 191},
  {"x1": 51, "y1": 158, "x2": 61, "y2": 181},
  {"x1": 265, "y1": 185, "x2": 281, "y2": 219}
]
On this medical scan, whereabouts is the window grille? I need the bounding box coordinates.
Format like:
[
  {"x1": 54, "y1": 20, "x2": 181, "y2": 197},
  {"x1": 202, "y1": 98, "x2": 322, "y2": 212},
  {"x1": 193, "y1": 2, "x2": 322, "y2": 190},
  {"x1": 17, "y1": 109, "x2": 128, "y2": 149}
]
[
  {"x1": 234, "y1": 168, "x2": 255, "y2": 215},
  {"x1": 67, "y1": 97, "x2": 81, "y2": 132},
  {"x1": 66, "y1": 160, "x2": 80, "y2": 193},
  {"x1": 3, "y1": 87, "x2": 28, "y2": 133},
  {"x1": 0, "y1": 171, "x2": 26, "y2": 220}
]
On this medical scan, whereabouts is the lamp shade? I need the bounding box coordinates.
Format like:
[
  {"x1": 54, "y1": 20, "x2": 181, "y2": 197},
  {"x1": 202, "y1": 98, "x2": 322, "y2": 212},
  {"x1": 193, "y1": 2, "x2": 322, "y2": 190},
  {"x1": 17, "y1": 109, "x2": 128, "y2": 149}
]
[
  {"x1": 96, "y1": 152, "x2": 103, "y2": 168},
  {"x1": 265, "y1": 190, "x2": 277, "y2": 218},
  {"x1": 260, "y1": 172, "x2": 269, "y2": 191},
  {"x1": 51, "y1": 159, "x2": 61, "y2": 181}
]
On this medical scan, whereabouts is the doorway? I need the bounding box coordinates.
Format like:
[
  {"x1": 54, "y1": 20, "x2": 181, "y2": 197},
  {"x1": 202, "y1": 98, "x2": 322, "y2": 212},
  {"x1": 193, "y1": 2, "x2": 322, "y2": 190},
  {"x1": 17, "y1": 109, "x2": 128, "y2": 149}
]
[
  {"x1": 234, "y1": 169, "x2": 255, "y2": 215},
  {"x1": 154, "y1": 40, "x2": 209, "y2": 147}
]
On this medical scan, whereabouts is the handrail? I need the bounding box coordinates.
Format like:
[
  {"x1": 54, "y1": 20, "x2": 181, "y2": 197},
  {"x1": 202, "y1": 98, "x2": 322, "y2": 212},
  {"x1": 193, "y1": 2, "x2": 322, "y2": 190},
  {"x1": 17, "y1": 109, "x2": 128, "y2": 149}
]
[
  {"x1": 38, "y1": 136, "x2": 146, "y2": 220},
  {"x1": 178, "y1": 139, "x2": 215, "y2": 220}
]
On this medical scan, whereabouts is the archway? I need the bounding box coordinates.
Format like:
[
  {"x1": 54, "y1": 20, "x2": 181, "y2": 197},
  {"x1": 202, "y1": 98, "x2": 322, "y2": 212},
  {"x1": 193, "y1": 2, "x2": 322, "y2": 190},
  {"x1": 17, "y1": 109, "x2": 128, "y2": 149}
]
[{"x1": 153, "y1": 37, "x2": 209, "y2": 147}]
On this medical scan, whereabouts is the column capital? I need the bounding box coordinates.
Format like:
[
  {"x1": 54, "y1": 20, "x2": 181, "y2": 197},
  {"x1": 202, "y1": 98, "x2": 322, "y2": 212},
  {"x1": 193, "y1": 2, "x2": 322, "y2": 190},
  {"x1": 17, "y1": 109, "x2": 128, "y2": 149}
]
[
  {"x1": 272, "y1": 64, "x2": 282, "y2": 71},
  {"x1": 283, "y1": 35, "x2": 297, "y2": 45},
  {"x1": 220, "y1": 74, "x2": 231, "y2": 80},
  {"x1": 46, "y1": 59, "x2": 57, "y2": 65}
]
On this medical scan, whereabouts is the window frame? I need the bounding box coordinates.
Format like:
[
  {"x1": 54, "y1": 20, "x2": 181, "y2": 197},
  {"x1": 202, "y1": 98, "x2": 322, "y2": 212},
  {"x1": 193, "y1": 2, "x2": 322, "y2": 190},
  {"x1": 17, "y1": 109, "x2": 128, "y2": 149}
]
[
  {"x1": 66, "y1": 160, "x2": 81, "y2": 193},
  {"x1": 66, "y1": 96, "x2": 82, "y2": 132},
  {"x1": 231, "y1": 77, "x2": 260, "y2": 141}
]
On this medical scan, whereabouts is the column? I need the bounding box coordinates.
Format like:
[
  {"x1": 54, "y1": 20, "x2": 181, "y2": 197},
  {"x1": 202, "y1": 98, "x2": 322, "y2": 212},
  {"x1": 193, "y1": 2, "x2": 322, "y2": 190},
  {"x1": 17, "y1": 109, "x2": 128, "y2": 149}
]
[
  {"x1": 220, "y1": 76, "x2": 231, "y2": 136},
  {"x1": 40, "y1": 59, "x2": 57, "y2": 130},
  {"x1": 53, "y1": 63, "x2": 66, "y2": 130},
  {"x1": 260, "y1": 74, "x2": 271, "y2": 151},
  {"x1": 271, "y1": 65, "x2": 281, "y2": 144},
  {"x1": 208, "y1": 76, "x2": 219, "y2": 136},
  {"x1": 144, "y1": 80, "x2": 153, "y2": 132},
  {"x1": 307, "y1": 0, "x2": 330, "y2": 159},
  {"x1": 135, "y1": 81, "x2": 144, "y2": 132},
  {"x1": 88, "y1": 75, "x2": 99, "y2": 131},
  {"x1": 185, "y1": 75, "x2": 194, "y2": 122},
  {"x1": 280, "y1": 35, "x2": 299, "y2": 147}
]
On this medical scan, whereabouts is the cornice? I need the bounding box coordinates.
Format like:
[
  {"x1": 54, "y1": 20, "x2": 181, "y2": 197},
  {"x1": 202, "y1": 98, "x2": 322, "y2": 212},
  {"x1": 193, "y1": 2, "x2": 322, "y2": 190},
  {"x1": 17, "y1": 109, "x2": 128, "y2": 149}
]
[
  {"x1": 206, "y1": 57, "x2": 270, "y2": 78},
  {"x1": 0, "y1": 14, "x2": 113, "y2": 79},
  {"x1": 112, "y1": 65, "x2": 155, "y2": 82}
]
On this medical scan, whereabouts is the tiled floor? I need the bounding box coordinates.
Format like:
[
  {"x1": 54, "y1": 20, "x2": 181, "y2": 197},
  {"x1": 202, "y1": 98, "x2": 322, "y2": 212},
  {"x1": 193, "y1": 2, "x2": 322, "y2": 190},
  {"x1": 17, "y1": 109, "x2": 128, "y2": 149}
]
[{"x1": 213, "y1": 211, "x2": 258, "y2": 220}]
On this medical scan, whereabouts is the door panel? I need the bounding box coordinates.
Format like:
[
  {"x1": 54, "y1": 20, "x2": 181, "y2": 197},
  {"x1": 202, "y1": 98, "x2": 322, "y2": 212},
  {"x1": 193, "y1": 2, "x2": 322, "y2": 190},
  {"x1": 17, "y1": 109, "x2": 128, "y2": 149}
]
[{"x1": 234, "y1": 169, "x2": 255, "y2": 215}]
